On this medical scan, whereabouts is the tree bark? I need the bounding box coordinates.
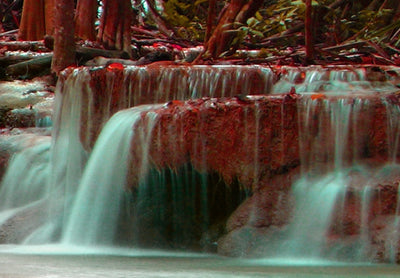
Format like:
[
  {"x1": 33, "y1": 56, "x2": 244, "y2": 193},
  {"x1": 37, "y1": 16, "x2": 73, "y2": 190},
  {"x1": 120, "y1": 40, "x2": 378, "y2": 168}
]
[
  {"x1": 396, "y1": 2, "x2": 400, "y2": 20},
  {"x1": 44, "y1": 0, "x2": 55, "y2": 36},
  {"x1": 305, "y1": 0, "x2": 314, "y2": 63},
  {"x1": 75, "y1": 0, "x2": 98, "y2": 41},
  {"x1": 18, "y1": 0, "x2": 55, "y2": 40},
  {"x1": 97, "y1": 0, "x2": 132, "y2": 55},
  {"x1": 205, "y1": 0, "x2": 217, "y2": 42},
  {"x1": 204, "y1": 0, "x2": 264, "y2": 59},
  {"x1": 146, "y1": 0, "x2": 174, "y2": 37},
  {"x1": 51, "y1": 0, "x2": 76, "y2": 75},
  {"x1": 18, "y1": 0, "x2": 45, "y2": 40}
]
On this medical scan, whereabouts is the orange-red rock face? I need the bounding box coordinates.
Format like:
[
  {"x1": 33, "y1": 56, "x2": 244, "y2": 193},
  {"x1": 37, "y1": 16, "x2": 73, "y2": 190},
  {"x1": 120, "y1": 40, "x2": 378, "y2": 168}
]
[
  {"x1": 127, "y1": 95, "x2": 299, "y2": 189},
  {"x1": 58, "y1": 65, "x2": 273, "y2": 151},
  {"x1": 121, "y1": 93, "x2": 400, "y2": 187}
]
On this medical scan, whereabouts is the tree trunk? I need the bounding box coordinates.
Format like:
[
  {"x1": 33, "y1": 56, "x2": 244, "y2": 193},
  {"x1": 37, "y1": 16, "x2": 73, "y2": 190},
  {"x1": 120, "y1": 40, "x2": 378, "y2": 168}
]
[
  {"x1": 75, "y1": 0, "x2": 98, "y2": 41},
  {"x1": 18, "y1": 0, "x2": 45, "y2": 40},
  {"x1": 97, "y1": 0, "x2": 132, "y2": 55},
  {"x1": 18, "y1": 0, "x2": 55, "y2": 40},
  {"x1": 51, "y1": 0, "x2": 76, "y2": 75},
  {"x1": 204, "y1": 0, "x2": 264, "y2": 59},
  {"x1": 397, "y1": 2, "x2": 400, "y2": 20},
  {"x1": 146, "y1": 0, "x2": 175, "y2": 37},
  {"x1": 44, "y1": 0, "x2": 55, "y2": 36},
  {"x1": 205, "y1": 0, "x2": 217, "y2": 42},
  {"x1": 305, "y1": 0, "x2": 314, "y2": 63}
]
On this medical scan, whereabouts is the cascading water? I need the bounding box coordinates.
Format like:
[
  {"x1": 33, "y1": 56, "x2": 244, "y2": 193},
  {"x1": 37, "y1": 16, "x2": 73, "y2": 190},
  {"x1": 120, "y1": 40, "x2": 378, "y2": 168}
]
[
  {"x1": 62, "y1": 105, "x2": 160, "y2": 245},
  {"x1": 0, "y1": 137, "x2": 51, "y2": 236},
  {"x1": 272, "y1": 66, "x2": 400, "y2": 94},
  {"x1": 383, "y1": 97, "x2": 400, "y2": 262},
  {"x1": 1, "y1": 65, "x2": 400, "y2": 264},
  {"x1": 0, "y1": 136, "x2": 51, "y2": 211},
  {"x1": 265, "y1": 97, "x2": 370, "y2": 259}
]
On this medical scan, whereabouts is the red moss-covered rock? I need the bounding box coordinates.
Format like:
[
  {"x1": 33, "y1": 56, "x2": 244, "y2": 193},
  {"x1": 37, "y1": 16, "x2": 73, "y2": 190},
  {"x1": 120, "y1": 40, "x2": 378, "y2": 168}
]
[
  {"x1": 127, "y1": 94, "x2": 300, "y2": 189},
  {"x1": 125, "y1": 91, "x2": 400, "y2": 188}
]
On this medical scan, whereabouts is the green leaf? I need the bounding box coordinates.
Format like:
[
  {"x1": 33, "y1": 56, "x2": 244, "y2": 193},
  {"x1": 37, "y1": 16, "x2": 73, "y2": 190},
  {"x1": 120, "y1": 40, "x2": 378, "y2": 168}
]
[
  {"x1": 291, "y1": 0, "x2": 304, "y2": 6},
  {"x1": 194, "y1": 0, "x2": 207, "y2": 5},
  {"x1": 247, "y1": 17, "x2": 258, "y2": 28},
  {"x1": 255, "y1": 11, "x2": 263, "y2": 21},
  {"x1": 249, "y1": 29, "x2": 264, "y2": 37}
]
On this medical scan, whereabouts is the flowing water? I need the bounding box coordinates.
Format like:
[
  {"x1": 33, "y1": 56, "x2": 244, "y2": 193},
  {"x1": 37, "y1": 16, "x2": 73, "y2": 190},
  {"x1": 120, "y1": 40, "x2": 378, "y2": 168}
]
[
  {"x1": 1, "y1": 246, "x2": 400, "y2": 278},
  {"x1": 1, "y1": 65, "x2": 400, "y2": 276},
  {"x1": 62, "y1": 106, "x2": 161, "y2": 245}
]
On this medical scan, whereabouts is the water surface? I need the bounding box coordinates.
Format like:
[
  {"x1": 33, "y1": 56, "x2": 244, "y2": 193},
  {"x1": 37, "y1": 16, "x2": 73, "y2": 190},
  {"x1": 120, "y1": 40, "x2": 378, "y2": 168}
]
[{"x1": 0, "y1": 245, "x2": 399, "y2": 278}]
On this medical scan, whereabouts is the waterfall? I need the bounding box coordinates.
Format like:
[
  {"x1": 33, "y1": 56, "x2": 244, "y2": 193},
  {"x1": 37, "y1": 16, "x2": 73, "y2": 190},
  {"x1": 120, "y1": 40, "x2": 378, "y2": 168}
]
[
  {"x1": 62, "y1": 105, "x2": 160, "y2": 245},
  {"x1": 272, "y1": 66, "x2": 400, "y2": 94},
  {"x1": 279, "y1": 173, "x2": 346, "y2": 257},
  {"x1": 0, "y1": 140, "x2": 51, "y2": 210},
  {"x1": 385, "y1": 100, "x2": 400, "y2": 164},
  {"x1": 384, "y1": 98, "x2": 400, "y2": 262},
  {"x1": 134, "y1": 165, "x2": 211, "y2": 249},
  {"x1": 1, "y1": 65, "x2": 400, "y2": 263},
  {"x1": 275, "y1": 96, "x2": 374, "y2": 259}
]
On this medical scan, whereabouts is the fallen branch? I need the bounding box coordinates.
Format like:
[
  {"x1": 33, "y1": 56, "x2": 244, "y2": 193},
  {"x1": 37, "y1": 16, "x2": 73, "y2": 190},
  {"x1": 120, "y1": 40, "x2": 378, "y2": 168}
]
[
  {"x1": 0, "y1": 41, "x2": 48, "y2": 51},
  {"x1": 131, "y1": 27, "x2": 163, "y2": 38},
  {"x1": 3, "y1": 43, "x2": 131, "y2": 79},
  {"x1": 131, "y1": 38, "x2": 190, "y2": 48},
  {"x1": 75, "y1": 45, "x2": 130, "y2": 61},
  {"x1": 0, "y1": 29, "x2": 18, "y2": 37},
  {"x1": 0, "y1": 55, "x2": 35, "y2": 67},
  {"x1": 382, "y1": 43, "x2": 400, "y2": 54},
  {"x1": 5, "y1": 55, "x2": 52, "y2": 78},
  {"x1": 321, "y1": 41, "x2": 368, "y2": 52},
  {"x1": 243, "y1": 33, "x2": 303, "y2": 48}
]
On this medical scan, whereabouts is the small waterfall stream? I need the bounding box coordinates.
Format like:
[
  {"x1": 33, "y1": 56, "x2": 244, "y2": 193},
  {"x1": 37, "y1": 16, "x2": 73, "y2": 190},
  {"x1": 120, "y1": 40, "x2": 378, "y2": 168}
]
[
  {"x1": 0, "y1": 65, "x2": 400, "y2": 262},
  {"x1": 0, "y1": 139, "x2": 51, "y2": 210},
  {"x1": 63, "y1": 105, "x2": 160, "y2": 245},
  {"x1": 268, "y1": 96, "x2": 376, "y2": 260}
]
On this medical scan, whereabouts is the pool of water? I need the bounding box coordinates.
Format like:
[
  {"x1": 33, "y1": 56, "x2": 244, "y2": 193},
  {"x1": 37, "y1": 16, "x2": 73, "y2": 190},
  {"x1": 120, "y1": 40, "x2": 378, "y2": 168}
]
[{"x1": 0, "y1": 245, "x2": 400, "y2": 278}]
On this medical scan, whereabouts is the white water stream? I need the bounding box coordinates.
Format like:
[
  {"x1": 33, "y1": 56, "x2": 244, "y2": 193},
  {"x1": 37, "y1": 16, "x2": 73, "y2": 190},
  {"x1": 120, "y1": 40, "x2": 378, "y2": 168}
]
[{"x1": 63, "y1": 106, "x2": 160, "y2": 245}]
